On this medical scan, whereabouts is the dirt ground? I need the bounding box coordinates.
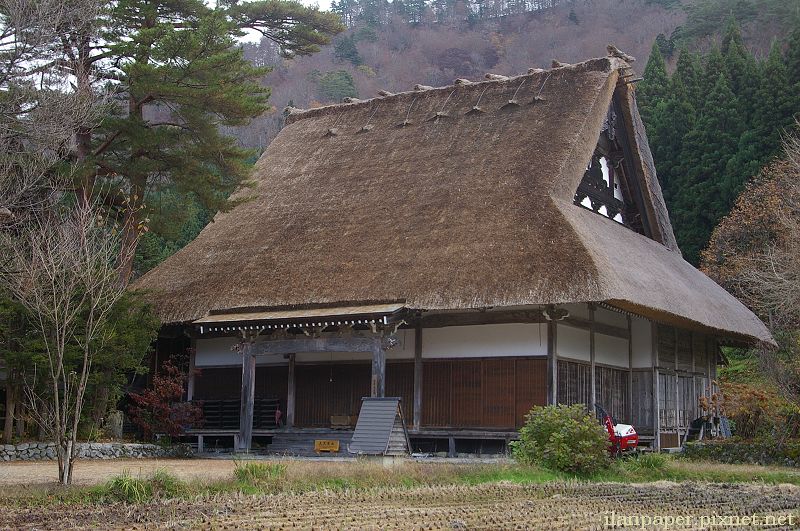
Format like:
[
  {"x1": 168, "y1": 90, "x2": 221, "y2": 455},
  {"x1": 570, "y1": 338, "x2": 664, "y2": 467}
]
[{"x1": 0, "y1": 458, "x2": 238, "y2": 486}]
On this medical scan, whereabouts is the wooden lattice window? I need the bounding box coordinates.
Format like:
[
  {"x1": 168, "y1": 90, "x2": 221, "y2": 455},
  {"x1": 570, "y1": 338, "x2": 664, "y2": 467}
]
[{"x1": 574, "y1": 100, "x2": 650, "y2": 237}]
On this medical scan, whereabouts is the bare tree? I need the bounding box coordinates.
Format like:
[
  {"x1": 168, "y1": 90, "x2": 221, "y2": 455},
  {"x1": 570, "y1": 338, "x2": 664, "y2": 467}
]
[
  {"x1": 0, "y1": 0, "x2": 100, "y2": 224},
  {"x1": 0, "y1": 200, "x2": 139, "y2": 484}
]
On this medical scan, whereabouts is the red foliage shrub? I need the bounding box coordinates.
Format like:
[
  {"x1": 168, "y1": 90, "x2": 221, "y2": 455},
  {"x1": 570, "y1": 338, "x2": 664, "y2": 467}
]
[{"x1": 128, "y1": 358, "x2": 203, "y2": 440}]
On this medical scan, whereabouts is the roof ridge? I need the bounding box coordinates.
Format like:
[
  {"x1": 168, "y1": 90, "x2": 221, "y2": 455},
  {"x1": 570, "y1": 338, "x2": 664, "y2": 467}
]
[{"x1": 284, "y1": 56, "x2": 620, "y2": 126}]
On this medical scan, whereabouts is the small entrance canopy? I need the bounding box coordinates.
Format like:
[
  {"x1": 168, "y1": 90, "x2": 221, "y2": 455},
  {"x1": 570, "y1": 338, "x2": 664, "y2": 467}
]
[{"x1": 194, "y1": 302, "x2": 407, "y2": 334}]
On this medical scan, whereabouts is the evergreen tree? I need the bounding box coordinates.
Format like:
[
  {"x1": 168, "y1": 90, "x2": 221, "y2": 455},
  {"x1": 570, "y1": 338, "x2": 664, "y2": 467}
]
[
  {"x1": 675, "y1": 73, "x2": 741, "y2": 264},
  {"x1": 56, "y1": 0, "x2": 344, "y2": 280},
  {"x1": 672, "y1": 49, "x2": 703, "y2": 110},
  {"x1": 638, "y1": 42, "x2": 669, "y2": 126}
]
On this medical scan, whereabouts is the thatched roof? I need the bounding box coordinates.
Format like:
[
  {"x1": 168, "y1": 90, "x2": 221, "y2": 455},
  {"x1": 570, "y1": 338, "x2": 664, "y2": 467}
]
[{"x1": 134, "y1": 57, "x2": 771, "y2": 344}]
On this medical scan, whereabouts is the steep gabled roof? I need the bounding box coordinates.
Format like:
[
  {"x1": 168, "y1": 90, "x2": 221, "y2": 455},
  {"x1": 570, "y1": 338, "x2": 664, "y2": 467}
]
[{"x1": 133, "y1": 57, "x2": 771, "y2": 344}]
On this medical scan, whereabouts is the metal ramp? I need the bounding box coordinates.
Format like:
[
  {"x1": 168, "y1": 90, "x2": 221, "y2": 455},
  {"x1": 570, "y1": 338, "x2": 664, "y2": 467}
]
[{"x1": 348, "y1": 397, "x2": 410, "y2": 456}]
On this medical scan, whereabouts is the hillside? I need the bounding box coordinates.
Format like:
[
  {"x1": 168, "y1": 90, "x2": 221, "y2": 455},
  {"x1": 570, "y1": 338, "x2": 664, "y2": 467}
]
[{"x1": 228, "y1": 0, "x2": 794, "y2": 150}]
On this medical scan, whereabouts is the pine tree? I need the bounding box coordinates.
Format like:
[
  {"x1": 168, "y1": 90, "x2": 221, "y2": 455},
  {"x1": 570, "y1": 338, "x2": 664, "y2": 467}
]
[
  {"x1": 672, "y1": 49, "x2": 703, "y2": 111},
  {"x1": 56, "y1": 1, "x2": 344, "y2": 280}
]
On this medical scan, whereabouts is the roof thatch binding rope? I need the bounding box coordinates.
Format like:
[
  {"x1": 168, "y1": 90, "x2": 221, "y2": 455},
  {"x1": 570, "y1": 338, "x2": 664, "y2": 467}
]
[
  {"x1": 528, "y1": 68, "x2": 546, "y2": 74},
  {"x1": 551, "y1": 60, "x2": 571, "y2": 68},
  {"x1": 377, "y1": 90, "x2": 394, "y2": 97},
  {"x1": 343, "y1": 97, "x2": 363, "y2": 103},
  {"x1": 414, "y1": 84, "x2": 433, "y2": 91},
  {"x1": 607, "y1": 44, "x2": 636, "y2": 63},
  {"x1": 133, "y1": 56, "x2": 771, "y2": 345},
  {"x1": 454, "y1": 78, "x2": 472, "y2": 85},
  {"x1": 485, "y1": 73, "x2": 508, "y2": 81}
]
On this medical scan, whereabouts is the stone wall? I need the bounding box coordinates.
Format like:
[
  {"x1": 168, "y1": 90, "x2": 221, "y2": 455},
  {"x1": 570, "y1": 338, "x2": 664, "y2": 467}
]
[{"x1": 0, "y1": 442, "x2": 190, "y2": 461}]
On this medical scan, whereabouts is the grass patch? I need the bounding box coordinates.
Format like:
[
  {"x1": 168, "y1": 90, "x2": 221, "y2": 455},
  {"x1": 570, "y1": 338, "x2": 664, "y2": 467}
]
[{"x1": 2, "y1": 456, "x2": 800, "y2": 508}]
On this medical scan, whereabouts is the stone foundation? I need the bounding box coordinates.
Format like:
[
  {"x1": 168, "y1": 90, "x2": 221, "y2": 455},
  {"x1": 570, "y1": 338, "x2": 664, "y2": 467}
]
[{"x1": 0, "y1": 442, "x2": 189, "y2": 461}]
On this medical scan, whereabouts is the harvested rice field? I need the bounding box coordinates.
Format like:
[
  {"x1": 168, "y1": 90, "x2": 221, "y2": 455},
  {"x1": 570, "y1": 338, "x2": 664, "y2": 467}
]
[{"x1": 3, "y1": 480, "x2": 800, "y2": 529}]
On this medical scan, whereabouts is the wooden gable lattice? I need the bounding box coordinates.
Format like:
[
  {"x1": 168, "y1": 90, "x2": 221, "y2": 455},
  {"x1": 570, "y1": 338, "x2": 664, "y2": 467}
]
[{"x1": 574, "y1": 99, "x2": 652, "y2": 239}]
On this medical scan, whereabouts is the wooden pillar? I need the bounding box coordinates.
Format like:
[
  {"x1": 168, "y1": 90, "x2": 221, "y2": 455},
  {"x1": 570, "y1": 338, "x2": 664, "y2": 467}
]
[
  {"x1": 547, "y1": 320, "x2": 557, "y2": 405},
  {"x1": 371, "y1": 339, "x2": 386, "y2": 398},
  {"x1": 589, "y1": 304, "x2": 596, "y2": 414},
  {"x1": 627, "y1": 315, "x2": 633, "y2": 423},
  {"x1": 238, "y1": 338, "x2": 256, "y2": 452},
  {"x1": 187, "y1": 339, "x2": 196, "y2": 401},
  {"x1": 286, "y1": 353, "x2": 296, "y2": 429},
  {"x1": 413, "y1": 325, "x2": 423, "y2": 431},
  {"x1": 652, "y1": 323, "x2": 661, "y2": 451},
  {"x1": 674, "y1": 328, "x2": 680, "y2": 440}
]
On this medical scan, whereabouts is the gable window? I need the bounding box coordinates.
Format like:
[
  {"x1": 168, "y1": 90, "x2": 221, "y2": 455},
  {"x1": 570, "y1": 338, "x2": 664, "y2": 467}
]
[{"x1": 574, "y1": 101, "x2": 650, "y2": 238}]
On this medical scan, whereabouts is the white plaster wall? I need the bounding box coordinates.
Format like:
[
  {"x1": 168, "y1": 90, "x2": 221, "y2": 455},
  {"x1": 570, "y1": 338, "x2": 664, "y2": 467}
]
[
  {"x1": 594, "y1": 307, "x2": 628, "y2": 328},
  {"x1": 631, "y1": 317, "x2": 653, "y2": 368},
  {"x1": 595, "y1": 334, "x2": 629, "y2": 368},
  {"x1": 559, "y1": 303, "x2": 589, "y2": 320},
  {"x1": 556, "y1": 324, "x2": 590, "y2": 361},
  {"x1": 421, "y1": 323, "x2": 547, "y2": 359},
  {"x1": 195, "y1": 329, "x2": 417, "y2": 367}
]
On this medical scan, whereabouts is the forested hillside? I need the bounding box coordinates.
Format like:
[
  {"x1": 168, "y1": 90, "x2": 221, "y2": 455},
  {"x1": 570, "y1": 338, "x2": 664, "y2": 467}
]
[{"x1": 139, "y1": 0, "x2": 799, "y2": 271}]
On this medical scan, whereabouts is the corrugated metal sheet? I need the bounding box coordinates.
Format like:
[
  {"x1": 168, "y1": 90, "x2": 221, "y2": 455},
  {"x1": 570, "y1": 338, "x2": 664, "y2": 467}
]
[
  {"x1": 195, "y1": 303, "x2": 405, "y2": 324},
  {"x1": 348, "y1": 397, "x2": 408, "y2": 455}
]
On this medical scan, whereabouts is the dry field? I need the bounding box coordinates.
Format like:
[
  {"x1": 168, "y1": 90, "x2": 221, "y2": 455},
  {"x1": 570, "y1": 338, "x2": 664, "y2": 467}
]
[
  {"x1": 2, "y1": 459, "x2": 800, "y2": 529},
  {"x1": 2, "y1": 479, "x2": 799, "y2": 529}
]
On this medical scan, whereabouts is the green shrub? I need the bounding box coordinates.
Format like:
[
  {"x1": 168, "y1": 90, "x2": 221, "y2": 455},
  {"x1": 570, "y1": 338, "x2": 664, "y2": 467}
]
[
  {"x1": 621, "y1": 452, "x2": 668, "y2": 472},
  {"x1": 101, "y1": 470, "x2": 186, "y2": 503},
  {"x1": 103, "y1": 472, "x2": 151, "y2": 503},
  {"x1": 684, "y1": 438, "x2": 800, "y2": 466},
  {"x1": 512, "y1": 404, "x2": 610, "y2": 475},
  {"x1": 233, "y1": 461, "x2": 287, "y2": 485}
]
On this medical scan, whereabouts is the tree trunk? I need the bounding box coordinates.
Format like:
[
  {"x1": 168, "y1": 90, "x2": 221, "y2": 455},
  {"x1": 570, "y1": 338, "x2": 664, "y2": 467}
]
[
  {"x1": 3, "y1": 380, "x2": 15, "y2": 442},
  {"x1": 91, "y1": 367, "x2": 114, "y2": 427}
]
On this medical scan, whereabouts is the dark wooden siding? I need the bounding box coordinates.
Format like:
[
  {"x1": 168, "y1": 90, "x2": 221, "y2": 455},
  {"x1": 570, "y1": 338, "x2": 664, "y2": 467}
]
[
  {"x1": 295, "y1": 363, "x2": 371, "y2": 427},
  {"x1": 595, "y1": 365, "x2": 629, "y2": 423},
  {"x1": 556, "y1": 359, "x2": 590, "y2": 408},
  {"x1": 423, "y1": 357, "x2": 546, "y2": 429},
  {"x1": 194, "y1": 366, "x2": 288, "y2": 403},
  {"x1": 631, "y1": 370, "x2": 653, "y2": 430}
]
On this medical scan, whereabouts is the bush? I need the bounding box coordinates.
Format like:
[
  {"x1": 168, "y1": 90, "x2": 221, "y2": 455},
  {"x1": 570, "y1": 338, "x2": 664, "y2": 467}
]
[
  {"x1": 233, "y1": 461, "x2": 287, "y2": 485},
  {"x1": 100, "y1": 470, "x2": 186, "y2": 503},
  {"x1": 684, "y1": 438, "x2": 800, "y2": 467},
  {"x1": 512, "y1": 404, "x2": 610, "y2": 475},
  {"x1": 620, "y1": 452, "x2": 668, "y2": 472}
]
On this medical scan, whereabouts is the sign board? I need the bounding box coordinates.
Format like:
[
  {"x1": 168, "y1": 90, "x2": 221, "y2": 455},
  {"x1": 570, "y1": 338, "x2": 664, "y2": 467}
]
[{"x1": 314, "y1": 439, "x2": 340, "y2": 453}]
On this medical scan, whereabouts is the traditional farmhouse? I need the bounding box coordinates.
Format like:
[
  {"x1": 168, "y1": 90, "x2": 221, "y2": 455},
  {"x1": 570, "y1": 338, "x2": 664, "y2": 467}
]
[{"x1": 134, "y1": 55, "x2": 771, "y2": 454}]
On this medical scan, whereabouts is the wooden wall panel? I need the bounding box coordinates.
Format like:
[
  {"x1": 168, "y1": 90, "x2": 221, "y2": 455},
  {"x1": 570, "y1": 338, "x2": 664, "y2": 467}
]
[
  {"x1": 557, "y1": 360, "x2": 590, "y2": 408},
  {"x1": 295, "y1": 363, "x2": 370, "y2": 427},
  {"x1": 595, "y1": 366, "x2": 628, "y2": 423},
  {"x1": 452, "y1": 360, "x2": 483, "y2": 427},
  {"x1": 676, "y1": 332, "x2": 693, "y2": 373},
  {"x1": 194, "y1": 367, "x2": 240, "y2": 400},
  {"x1": 631, "y1": 370, "x2": 653, "y2": 430},
  {"x1": 422, "y1": 360, "x2": 452, "y2": 427},
  {"x1": 514, "y1": 358, "x2": 547, "y2": 428},
  {"x1": 657, "y1": 325, "x2": 675, "y2": 367},
  {"x1": 482, "y1": 359, "x2": 515, "y2": 428},
  {"x1": 386, "y1": 362, "x2": 414, "y2": 423}
]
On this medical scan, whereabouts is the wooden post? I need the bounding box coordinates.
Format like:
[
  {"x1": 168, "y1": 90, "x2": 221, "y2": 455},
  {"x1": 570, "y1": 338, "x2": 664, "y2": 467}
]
[
  {"x1": 674, "y1": 328, "x2": 680, "y2": 442},
  {"x1": 371, "y1": 340, "x2": 386, "y2": 398},
  {"x1": 187, "y1": 339, "x2": 196, "y2": 401},
  {"x1": 652, "y1": 323, "x2": 661, "y2": 451},
  {"x1": 627, "y1": 316, "x2": 633, "y2": 423},
  {"x1": 286, "y1": 353, "x2": 296, "y2": 429},
  {"x1": 413, "y1": 324, "x2": 423, "y2": 431},
  {"x1": 239, "y1": 338, "x2": 256, "y2": 452},
  {"x1": 547, "y1": 320, "x2": 557, "y2": 405},
  {"x1": 589, "y1": 304, "x2": 596, "y2": 414}
]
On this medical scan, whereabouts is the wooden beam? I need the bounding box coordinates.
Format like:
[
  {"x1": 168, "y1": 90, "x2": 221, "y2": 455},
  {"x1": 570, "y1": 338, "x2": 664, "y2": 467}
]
[
  {"x1": 371, "y1": 340, "x2": 386, "y2": 397},
  {"x1": 547, "y1": 321, "x2": 557, "y2": 405},
  {"x1": 187, "y1": 338, "x2": 196, "y2": 401},
  {"x1": 589, "y1": 305, "x2": 596, "y2": 414},
  {"x1": 253, "y1": 335, "x2": 381, "y2": 356},
  {"x1": 420, "y1": 309, "x2": 545, "y2": 329},
  {"x1": 562, "y1": 316, "x2": 630, "y2": 339},
  {"x1": 652, "y1": 323, "x2": 660, "y2": 451},
  {"x1": 286, "y1": 353, "x2": 296, "y2": 429},
  {"x1": 239, "y1": 339, "x2": 256, "y2": 452},
  {"x1": 413, "y1": 324, "x2": 423, "y2": 430},
  {"x1": 627, "y1": 316, "x2": 633, "y2": 423}
]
